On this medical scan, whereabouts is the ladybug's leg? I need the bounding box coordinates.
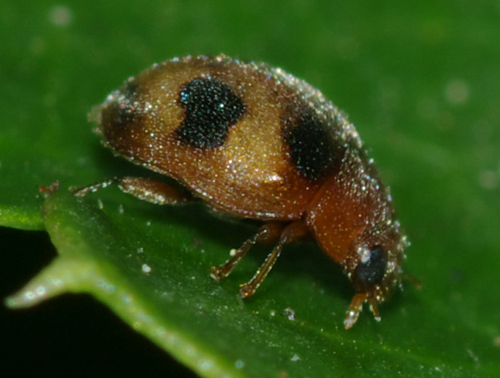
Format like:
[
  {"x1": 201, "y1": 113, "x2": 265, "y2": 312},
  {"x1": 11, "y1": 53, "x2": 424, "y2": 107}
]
[
  {"x1": 344, "y1": 293, "x2": 380, "y2": 330},
  {"x1": 211, "y1": 222, "x2": 285, "y2": 281},
  {"x1": 71, "y1": 177, "x2": 193, "y2": 205},
  {"x1": 216, "y1": 220, "x2": 310, "y2": 298},
  {"x1": 239, "y1": 220, "x2": 310, "y2": 297}
]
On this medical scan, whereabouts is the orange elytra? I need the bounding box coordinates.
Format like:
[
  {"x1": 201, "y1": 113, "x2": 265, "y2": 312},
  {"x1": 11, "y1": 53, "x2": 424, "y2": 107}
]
[{"x1": 74, "y1": 55, "x2": 409, "y2": 329}]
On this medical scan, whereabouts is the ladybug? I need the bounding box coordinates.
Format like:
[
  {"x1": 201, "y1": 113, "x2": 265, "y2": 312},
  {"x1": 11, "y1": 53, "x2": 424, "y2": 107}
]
[{"x1": 74, "y1": 55, "x2": 408, "y2": 329}]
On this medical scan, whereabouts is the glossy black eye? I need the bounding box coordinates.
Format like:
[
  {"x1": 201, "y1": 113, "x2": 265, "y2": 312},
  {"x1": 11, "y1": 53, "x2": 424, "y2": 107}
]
[{"x1": 353, "y1": 245, "x2": 387, "y2": 287}]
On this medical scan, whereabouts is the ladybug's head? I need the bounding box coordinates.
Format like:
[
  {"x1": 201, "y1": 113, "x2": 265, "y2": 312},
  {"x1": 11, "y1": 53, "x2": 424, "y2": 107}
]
[{"x1": 343, "y1": 217, "x2": 408, "y2": 329}]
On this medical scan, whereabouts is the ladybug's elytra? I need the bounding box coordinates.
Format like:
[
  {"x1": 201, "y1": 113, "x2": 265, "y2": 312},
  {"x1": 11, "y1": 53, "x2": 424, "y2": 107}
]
[{"x1": 75, "y1": 55, "x2": 409, "y2": 329}]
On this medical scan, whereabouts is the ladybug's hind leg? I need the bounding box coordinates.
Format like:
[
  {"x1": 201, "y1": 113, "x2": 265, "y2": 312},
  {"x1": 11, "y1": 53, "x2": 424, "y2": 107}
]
[
  {"x1": 211, "y1": 220, "x2": 310, "y2": 298},
  {"x1": 71, "y1": 177, "x2": 193, "y2": 205}
]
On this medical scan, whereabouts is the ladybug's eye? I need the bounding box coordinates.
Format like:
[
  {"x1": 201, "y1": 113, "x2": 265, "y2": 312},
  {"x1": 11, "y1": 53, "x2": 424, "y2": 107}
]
[{"x1": 353, "y1": 245, "x2": 387, "y2": 287}]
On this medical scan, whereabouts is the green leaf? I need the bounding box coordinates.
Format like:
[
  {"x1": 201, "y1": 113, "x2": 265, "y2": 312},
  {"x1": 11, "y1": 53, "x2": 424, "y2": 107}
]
[{"x1": 2, "y1": 1, "x2": 500, "y2": 377}]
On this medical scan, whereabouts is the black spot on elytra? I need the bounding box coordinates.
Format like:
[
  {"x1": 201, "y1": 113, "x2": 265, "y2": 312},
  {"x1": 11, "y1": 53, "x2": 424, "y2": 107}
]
[
  {"x1": 353, "y1": 245, "x2": 387, "y2": 287},
  {"x1": 282, "y1": 105, "x2": 341, "y2": 180},
  {"x1": 175, "y1": 77, "x2": 247, "y2": 149}
]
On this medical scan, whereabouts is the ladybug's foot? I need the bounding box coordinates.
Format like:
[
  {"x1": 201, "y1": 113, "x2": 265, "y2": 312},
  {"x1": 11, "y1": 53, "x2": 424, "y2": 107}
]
[
  {"x1": 344, "y1": 293, "x2": 366, "y2": 329},
  {"x1": 344, "y1": 293, "x2": 381, "y2": 329}
]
